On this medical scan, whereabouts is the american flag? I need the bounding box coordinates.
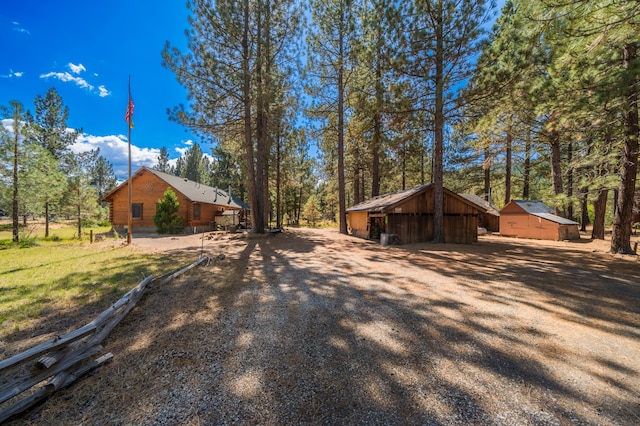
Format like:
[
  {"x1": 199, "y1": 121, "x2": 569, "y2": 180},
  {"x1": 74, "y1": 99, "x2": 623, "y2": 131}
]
[{"x1": 125, "y1": 94, "x2": 134, "y2": 128}]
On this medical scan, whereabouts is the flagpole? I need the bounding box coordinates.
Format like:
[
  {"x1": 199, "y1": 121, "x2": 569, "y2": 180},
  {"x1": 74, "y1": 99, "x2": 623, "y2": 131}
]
[{"x1": 127, "y1": 75, "x2": 132, "y2": 245}]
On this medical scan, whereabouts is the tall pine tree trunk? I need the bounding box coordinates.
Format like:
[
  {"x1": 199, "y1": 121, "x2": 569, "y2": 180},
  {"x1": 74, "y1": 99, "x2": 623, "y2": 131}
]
[
  {"x1": 504, "y1": 132, "x2": 512, "y2": 206},
  {"x1": 592, "y1": 189, "x2": 608, "y2": 240},
  {"x1": 420, "y1": 149, "x2": 426, "y2": 185},
  {"x1": 337, "y1": 8, "x2": 347, "y2": 234},
  {"x1": 580, "y1": 191, "x2": 589, "y2": 232},
  {"x1": 523, "y1": 129, "x2": 531, "y2": 199},
  {"x1": 432, "y1": 0, "x2": 445, "y2": 243},
  {"x1": 77, "y1": 185, "x2": 82, "y2": 239},
  {"x1": 549, "y1": 130, "x2": 565, "y2": 217},
  {"x1": 371, "y1": 38, "x2": 382, "y2": 197},
  {"x1": 262, "y1": 0, "x2": 272, "y2": 229},
  {"x1": 402, "y1": 148, "x2": 407, "y2": 190},
  {"x1": 275, "y1": 127, "x2": 281, "y2": 229},
  {"x1": 12, "y1": 113, "x2": 19, "y2": 243},
  {"x1": 242, "y1": 0, "x2": 262, "y2": 234},
  {"x1": 354, "y1": 167, "x2": 360, "y2": 205},
  {"x1": 484, "y1": 147, "x2": 491, "y2": 203},
  {"x1": 611, "y1": 43, "x2": 639, "y2": 254},
  {"x1": 567, "y1": 141, "x2": 574, "y2": 220},
  {"x1": 255, "y1": 1, "x2": 269, "y2": 231},
  {"x1": 45, "y1": 201, "x2": 50, "y2": 238}
]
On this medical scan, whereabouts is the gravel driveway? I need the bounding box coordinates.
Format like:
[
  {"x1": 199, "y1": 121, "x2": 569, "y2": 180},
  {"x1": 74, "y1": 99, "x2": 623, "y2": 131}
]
[{"x1": 14, "y1": 228, "x2": 640, "y2": 425}]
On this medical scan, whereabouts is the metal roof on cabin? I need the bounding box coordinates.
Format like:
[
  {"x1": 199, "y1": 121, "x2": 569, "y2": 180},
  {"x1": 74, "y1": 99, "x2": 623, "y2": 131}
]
[
  {"x1": 511, "y1": 200, "x2": 578, "y2": 225},
  {"x1": 512, "y1": 200, "x2": 555, "y2": 214},
  {"x1": 458, "y1": 194, "x2": 500, "y2": 216},
  {"x1": 346, "y1": 184, "x2": 432, "y2": 213},
  {"x1": 142, "y1": 167, "x2": 250, "y2": 210}
]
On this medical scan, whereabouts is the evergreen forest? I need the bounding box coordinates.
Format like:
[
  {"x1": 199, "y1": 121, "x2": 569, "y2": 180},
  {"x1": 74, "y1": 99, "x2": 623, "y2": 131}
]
[
  {"x1": 162, "y1": 0, "x2": 639, "y2": 254},
  {"x1": 2, "y1": 0, "x2": 638, "y2": 254}
]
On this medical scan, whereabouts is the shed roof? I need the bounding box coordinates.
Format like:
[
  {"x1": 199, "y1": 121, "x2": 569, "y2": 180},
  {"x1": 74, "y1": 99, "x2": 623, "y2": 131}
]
[
  {"x1": 347, "y1": 184, "x2": 481, "y2": 215},
  {"x1": 103, "y1": 166, "x2": 250, "y2": 210},
  {"x1": 346, "y1": 184, "x2": 432, "y2": 213},
  {"x1": 508, "y1": 200, "x2": 578, "y2": 225},
  {"x1": 458, "y1": 194, "x2": 500, "y2": 216}
]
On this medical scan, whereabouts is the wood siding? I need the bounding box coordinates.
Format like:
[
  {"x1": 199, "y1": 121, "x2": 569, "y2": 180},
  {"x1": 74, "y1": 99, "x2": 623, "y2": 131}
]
[
  {"x1": 347, "y1": 211, "x2": 370, "y2": 239},
  {"x1": 347, "y1": 186, "x2": 480, "y2": 244},
  {"x1": 105, "y1": 170, "x2": 232, "y2": 230},
  {"x1": 387, "y1": 214, "x2": 478, "y2": 244},
  {"x1": 500, "y1": 210, "x2": 580, "y2": 241},
  {"x1": 479, "y1": 213, "x2": 500, "y2": 232}
]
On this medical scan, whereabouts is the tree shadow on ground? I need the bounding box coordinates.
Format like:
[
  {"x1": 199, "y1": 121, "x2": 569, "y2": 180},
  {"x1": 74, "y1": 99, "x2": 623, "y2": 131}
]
[{"x1": 10, "y1": 229, "x2": 640, "y2": 425}]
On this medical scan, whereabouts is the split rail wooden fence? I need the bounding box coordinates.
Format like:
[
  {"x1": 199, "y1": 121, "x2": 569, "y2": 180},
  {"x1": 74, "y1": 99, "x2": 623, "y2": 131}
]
[{"x1": 0, "y1": 256, "x2": 209, "y2": 423}]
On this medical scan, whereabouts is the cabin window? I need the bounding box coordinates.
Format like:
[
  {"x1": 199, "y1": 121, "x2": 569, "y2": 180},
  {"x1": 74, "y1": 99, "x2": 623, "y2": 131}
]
[
  {"x1": 132, "y1": 203, "x2": 143, "y2": 219},
  {"x1": 194, "y1": 204, "x2": 201, "y2": 220}
]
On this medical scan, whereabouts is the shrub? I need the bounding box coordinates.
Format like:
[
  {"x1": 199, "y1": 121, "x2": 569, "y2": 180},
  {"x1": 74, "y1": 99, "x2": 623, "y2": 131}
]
[{"x1": 154, "y1": 188, "x2": 184, "y2": 234}]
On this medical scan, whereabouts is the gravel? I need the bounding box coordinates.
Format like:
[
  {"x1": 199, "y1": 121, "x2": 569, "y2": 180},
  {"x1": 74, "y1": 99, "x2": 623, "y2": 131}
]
[{"x1": 8, "y1": 228, "x2": 640, "y2": 425}]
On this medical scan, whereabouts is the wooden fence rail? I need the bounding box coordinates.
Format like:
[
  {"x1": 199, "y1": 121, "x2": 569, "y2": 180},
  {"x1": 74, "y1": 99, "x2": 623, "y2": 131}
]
[{"x1": 0, "y1": 256, "x2": 209, "y2": 423}]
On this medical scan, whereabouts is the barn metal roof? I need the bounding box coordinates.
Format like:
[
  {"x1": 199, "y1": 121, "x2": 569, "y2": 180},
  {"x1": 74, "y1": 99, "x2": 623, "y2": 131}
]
[
  {"x1": 511, "y1": 200, "x2": 578, "y2": 225},
  {"x1": 346, "y1": 184, "x2": 432, "y2": 213},
  {"x1": 458, "y1": 194, "x2": 500, "y2": 216}
]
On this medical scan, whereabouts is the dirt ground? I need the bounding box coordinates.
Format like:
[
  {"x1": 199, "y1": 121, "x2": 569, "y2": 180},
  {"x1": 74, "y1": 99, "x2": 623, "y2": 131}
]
[{"x1": 6, "y1": 228, "x2": 640, "y2": 425}]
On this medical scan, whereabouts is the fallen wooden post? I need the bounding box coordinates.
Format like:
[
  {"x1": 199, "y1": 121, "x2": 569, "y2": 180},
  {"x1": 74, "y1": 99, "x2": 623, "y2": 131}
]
[
  {"x1": 0, "y1": 323, "x2": 97, "y2": 373},
  {"x1": 0, "y1": 257, "x2": 209, "y2": 422},
  {"x1": 0, "y1": 353, "x2": 113, "y2": 424}
]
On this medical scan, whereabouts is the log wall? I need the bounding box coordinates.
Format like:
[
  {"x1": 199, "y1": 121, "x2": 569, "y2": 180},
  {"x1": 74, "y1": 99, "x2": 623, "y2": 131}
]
[{"x1": 106, "y1": 170, "x2": 234, "y2": 230}]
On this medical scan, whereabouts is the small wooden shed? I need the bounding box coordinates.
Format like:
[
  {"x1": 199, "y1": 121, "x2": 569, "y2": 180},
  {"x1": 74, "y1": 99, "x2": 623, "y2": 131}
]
[
  {"x1": 346, "y1": 184, "x2": 482, "y2": 244},
  {"x1": 500, "y1": 200, "x2": 580, "y2": 241},
  {"x1": 458, "y1": 193, "x2": 500, "y2": 232}
]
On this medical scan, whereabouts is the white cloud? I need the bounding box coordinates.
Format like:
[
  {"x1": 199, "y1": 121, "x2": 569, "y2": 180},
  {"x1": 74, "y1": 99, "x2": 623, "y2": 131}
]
[
  {"x1": 40, "y1": 71, "x2": 94, "y2": 91},
  {"x1": 98, "y1": 85, "x2": 111, "y2": 97},
  {"x1": 39, "y1": 67, "x2": 111, "y2": 98},
  {"x1": 1, "y1": 121, "x2": 158, "y2": 180},
  {"x1": 71, "y1": 133, "x2": 161, "y2": 179},
  {"x1": 68, "y1": 63, "x2": 86, "y2": 74},
  {"x1": 0, "y1": 70, "x2": 24, "y2": 78},
  {"x1": 175, "y1": 146, "x2": 189, "y2": 156},
  {"x1": 12, "y1": 22, "x2": 30, "y2": 35}
]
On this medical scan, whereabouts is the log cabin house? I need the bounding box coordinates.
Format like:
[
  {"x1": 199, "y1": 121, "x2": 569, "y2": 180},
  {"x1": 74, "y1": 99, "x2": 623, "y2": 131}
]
[
  {"x1": 102, "y1": 167, "x2": 249, "y2": 233},
  {"x1": 346, "y1": 184, "x2": 483, "y2": 244},
  {"x1": 499, "y1": 200, "x2": 580, "y2": 241}
]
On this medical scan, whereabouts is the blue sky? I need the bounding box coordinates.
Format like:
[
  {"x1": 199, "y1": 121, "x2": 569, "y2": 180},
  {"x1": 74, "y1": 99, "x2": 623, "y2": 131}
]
[{"x1": 1, "y1": 1, "x2": 197, "y2": 179}]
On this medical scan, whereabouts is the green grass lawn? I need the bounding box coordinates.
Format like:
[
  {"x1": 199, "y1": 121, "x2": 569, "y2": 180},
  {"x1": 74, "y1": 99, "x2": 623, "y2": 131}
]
[
  {"x1": 0, "y1": 224, "x2": 189, "y2": 339},
  {"x1": 0, "y1": 220, "x2": 113, "y2": 244}
]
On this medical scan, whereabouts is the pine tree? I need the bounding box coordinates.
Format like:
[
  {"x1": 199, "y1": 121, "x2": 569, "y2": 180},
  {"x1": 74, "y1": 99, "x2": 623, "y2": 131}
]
[
  {"x1": 183, "y1": 142, "x2": 206, "y2": 183},
  {"x1": 0, "y1": 101, "x2": 26, "y2": 242},
  {"x1": 154, "y1": 188, "x2": 184, "y2": 234},
  {"x1": 155, "y1": 147, "x2": 171, "y2": 173},
  {"x1": 307, "y1": 0, "x2": 360, "y2": 234},
  {"x1": 29, "y1": 87, "x2": 78, "y2": 237},
  {"x1": 163, "y1": 0, "x2": 302, "y2": 234},
  {"x1": 398, "y1": 0, "x2": 494, "y2": 242}
]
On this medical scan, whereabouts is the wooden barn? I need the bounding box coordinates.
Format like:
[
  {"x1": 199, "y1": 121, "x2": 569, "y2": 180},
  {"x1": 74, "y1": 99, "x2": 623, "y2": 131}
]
[
  {"x1": 346, "y1": 184, "x2": 482, "y2": 244},
  {"x1": 500, "y1": 200, "x2": 580, "y2": 241},
  {"x1": 458, "y1": 193, "x2": 500, "y2": 232},
  {"x1": 102, "y1": 167, "x2": 249, "y2": 232}
]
